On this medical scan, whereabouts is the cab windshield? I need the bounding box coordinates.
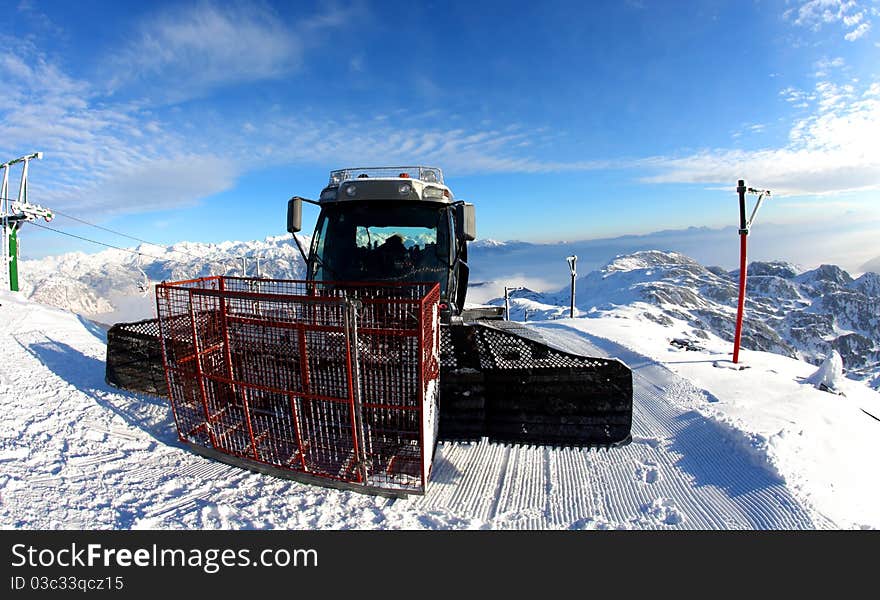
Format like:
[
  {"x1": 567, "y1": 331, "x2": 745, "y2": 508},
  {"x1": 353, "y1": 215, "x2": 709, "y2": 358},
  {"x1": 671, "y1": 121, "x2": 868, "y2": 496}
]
[{"x1": 310, "y1": 202, "x2": 451, "y2": 293}]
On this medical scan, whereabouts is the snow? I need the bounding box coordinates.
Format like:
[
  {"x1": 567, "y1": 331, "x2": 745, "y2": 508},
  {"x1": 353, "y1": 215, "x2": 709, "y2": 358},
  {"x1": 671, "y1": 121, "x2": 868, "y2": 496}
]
[
  {"x1": 5, "y1": 243, "x2": 880, "y2": 530},
  {"x1": 806, "y1": 350, "x2": 846, "y2": 394},
  {"x1": 3, "y1": 284, "x2": 879, "y2": 529},
  {"x1": 543, "y1": 305, "x2": 880, "y2": 528}
]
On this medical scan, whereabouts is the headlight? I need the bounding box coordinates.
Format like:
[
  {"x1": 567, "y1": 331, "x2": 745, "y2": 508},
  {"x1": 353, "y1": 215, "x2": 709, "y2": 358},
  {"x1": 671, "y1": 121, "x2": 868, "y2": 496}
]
[
  {"x1": 398, "y1": 184, "x2": 411, "y2": 195},
  {"x1": 345, "y1": 185, "x2": 357, "y2": 197}
]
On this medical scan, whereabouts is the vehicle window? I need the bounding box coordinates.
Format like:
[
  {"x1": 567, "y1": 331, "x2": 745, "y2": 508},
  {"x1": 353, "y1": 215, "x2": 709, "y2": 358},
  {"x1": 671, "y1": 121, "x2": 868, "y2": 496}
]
[{"x1": 311, "y1": 203, "x2": 450, "y2": 292}]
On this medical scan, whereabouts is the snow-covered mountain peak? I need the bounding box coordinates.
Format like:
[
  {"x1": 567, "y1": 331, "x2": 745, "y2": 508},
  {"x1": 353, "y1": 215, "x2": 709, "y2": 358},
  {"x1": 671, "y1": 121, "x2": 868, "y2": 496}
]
[
  {"x1": 746, "y1": 261, "x2": 802, "y2": 279},
  {"x1": 850, "y1": 272, "x2": 880, "y2": 296},
  {"x1": 796, "y1": 264, "x2": 854, "y2": 287},
  {"x1": 470, "y1": 238, "x2": 507, "y2": 248},
  {"x1": 14, "y1": 236, "x2": 880, "y2": 392},
  {"x1": 602, "y1": 250, "x2": 700, "y2": 274}
]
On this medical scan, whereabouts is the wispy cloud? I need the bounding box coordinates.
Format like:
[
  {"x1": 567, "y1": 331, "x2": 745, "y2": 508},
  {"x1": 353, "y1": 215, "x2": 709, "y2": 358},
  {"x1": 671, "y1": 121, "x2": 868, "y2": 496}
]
[
  {"x1": 104, "y1": 1, "x2": 356, "y2": 102},
  {"x1": 0, "y1": 34, "x2": 610, "y2": 221},
  {"x1": 15, "y1": 0, "x2": 65, "y2": 38},
  {"x1": 6, "y1": 0, "x2": 877, "y2": 223},
  {"x1": 641, "y1": 77, "x2": 880, "y2": 195},
  {"x1": 785, "y1": 0, "x2": 875, "y2": 41},
  {"x1": 48, "y1": 156, "x2": 238, "y2": 215},
  {"x1": 216, "y1": 113, "x2": 617, "y2": 176},
  {"x1": 844, "y1": 21, "x2": 871, "y2": 39},
  {"x1": 0, "y1": 3, "x2": 370, "y2": 217},
  {"x1": 0, "y1": 39, "x2": 237, "y2": 216},
  {"x1": 813, "y1": 56, "x2": 845, "y2": 77}
]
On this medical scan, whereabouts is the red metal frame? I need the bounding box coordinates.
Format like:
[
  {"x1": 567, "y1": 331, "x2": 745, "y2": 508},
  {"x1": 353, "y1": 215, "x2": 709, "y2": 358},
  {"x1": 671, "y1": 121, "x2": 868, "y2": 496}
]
[{"x1": 155, "y1": 276, "x2": 440, "y2": 494}]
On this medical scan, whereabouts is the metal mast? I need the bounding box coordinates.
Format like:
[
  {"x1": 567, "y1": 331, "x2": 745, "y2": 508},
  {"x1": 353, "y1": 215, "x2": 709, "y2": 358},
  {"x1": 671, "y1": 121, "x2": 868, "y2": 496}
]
[
  {"x1": 732, "y1": 180, "x2": 770, "y2": 364},
  {"x1": 1, "y1": 152, "x2": 53, "y2": 291}
]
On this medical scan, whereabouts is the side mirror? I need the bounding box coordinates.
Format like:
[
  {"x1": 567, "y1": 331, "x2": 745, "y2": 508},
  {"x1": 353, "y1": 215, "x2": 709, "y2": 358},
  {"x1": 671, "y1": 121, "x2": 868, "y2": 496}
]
[
  {"x1": 287, "y1": 197, "x2": 302, "y2": 233},
  {"x1": 456, "y1": 203, "x2": 476, "y2": 241}
]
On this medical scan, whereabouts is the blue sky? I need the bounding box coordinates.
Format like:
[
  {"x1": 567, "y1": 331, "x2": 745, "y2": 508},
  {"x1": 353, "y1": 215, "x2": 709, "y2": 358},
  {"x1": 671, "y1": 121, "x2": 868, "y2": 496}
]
[{"x1": 2, "y1": 0, "x2": 878, "y2": 263}]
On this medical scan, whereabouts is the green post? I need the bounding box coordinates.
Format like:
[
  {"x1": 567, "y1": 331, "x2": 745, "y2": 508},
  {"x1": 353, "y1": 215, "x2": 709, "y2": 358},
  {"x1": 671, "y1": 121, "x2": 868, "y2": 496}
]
[{"x1": 8, "y1": 226, "x2": 19, "y2": 292}]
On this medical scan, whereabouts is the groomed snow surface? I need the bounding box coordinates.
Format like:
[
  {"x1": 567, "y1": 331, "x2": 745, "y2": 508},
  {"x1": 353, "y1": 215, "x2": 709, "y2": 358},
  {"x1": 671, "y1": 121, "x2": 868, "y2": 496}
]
[{"x1": 1, "y1": 291, "x2": 878, "y2": 530}]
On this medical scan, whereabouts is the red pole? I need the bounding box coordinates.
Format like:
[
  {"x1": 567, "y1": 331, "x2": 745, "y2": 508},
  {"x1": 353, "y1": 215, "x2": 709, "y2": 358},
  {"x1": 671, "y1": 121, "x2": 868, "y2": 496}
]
[
  {"x1": 733, "y1": 232, "x2": 747, "y2": 363},
  {"x1": 733, "y1": 180, "x2": 748, "y2": 364}
]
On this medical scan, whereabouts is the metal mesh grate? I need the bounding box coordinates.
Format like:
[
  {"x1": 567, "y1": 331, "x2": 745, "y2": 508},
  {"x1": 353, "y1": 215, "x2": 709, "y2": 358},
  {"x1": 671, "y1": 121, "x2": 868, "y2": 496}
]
[
  {"x1": 156, "y1": 276, "x2": 440, "y2": 494},
  {"x1": 440, "y1": 320, "x2": 615, "y2": 371},
  {"x1": 439, "y1": 326, "x2": 457, "y2": 369},
  {"x1": 474, "y1": 322, "x2": 614, "y2": 370}
]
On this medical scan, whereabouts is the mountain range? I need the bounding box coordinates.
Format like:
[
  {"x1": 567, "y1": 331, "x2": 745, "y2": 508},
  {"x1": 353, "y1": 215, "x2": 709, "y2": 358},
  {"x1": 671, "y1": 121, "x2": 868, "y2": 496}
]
[
  {"x1": 498, "y1": 250, "x2": 880, "y2": 391},
  {"x1": 15, "y1": 236, "x2": 880, "y2": 390}
]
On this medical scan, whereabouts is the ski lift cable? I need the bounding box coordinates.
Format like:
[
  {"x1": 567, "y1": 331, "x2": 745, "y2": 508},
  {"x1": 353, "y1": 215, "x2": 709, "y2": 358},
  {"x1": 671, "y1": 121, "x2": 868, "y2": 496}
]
[
  {"x1": 26, "y1": 222, "x2": 228, "y2": 287},
  {"x1": 51, "y1": 208, "x2": 172, "y2": 247},
  {"x1": 26, "y1": 221, "x2": 255, "y2": 279},
  {"x1": 47, "y1": 208, "x2": 241, "y2": 267},
  {"x1": 27, "y1": 221, "x2": 235, "y2": 275},
  {"x1": 27, "y1": 221, "x2": 246, "y2": 281},
  {"x1": 26, "y1": 221, "x2": 179, "y2": 263}
]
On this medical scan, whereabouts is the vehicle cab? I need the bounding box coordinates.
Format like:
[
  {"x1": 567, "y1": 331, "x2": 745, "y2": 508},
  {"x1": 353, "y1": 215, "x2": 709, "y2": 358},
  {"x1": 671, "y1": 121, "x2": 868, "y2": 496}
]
[{"x1": 287, "y1": 167, "x2": 475, "y2": 317}]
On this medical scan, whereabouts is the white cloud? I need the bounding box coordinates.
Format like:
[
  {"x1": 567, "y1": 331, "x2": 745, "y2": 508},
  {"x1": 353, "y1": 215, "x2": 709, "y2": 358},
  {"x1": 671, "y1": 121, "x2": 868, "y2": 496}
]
[
  {"x1": 107, "y1": 2, "x2": 297, "y2": 97},
  {"x1": 813, "y1": 56, "x2": 845, "y2": 77},
  {"x1": 9, "y1": 0, "x2": 875, "y2": 222},
  {"x1": 0, "y1": 37, "x2": 612, "y2": 223},
  {"x1": 844, "y1": 21, "x2": 871, "y2": 39},
  {"x1": 0, "y1": 41, "x2": 237, "y2": 217},
  {"x1": 843, "y1": 12, "x2": 864, "y2": 26},
  {"x1": 785, "y1": 0, "x2": 874, "y2": 41},
  {"x1": 189, "y1": 107, "x2": 617, "y2": 177},
  {"x1": 780, "y1": 86, "x2": 816, "y2": 106},
  {"x1": 641, "y1": 78, "x2": 880, "y2": 196},
  {"x1": 824, "y1": 57, "x2": 845, "y2": 68},
  {"x1": 47, "y1": 156, "x2": 238, "y2": 215},
  {"x1": 104, "y1": 1, "x2": 355, "y2": 101}
]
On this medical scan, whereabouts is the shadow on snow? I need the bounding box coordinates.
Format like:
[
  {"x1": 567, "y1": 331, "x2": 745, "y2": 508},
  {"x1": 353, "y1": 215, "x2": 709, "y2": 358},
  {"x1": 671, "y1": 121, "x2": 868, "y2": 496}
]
[{"x1": 21, "y1": 336, "x2": 181, "y2": 449}]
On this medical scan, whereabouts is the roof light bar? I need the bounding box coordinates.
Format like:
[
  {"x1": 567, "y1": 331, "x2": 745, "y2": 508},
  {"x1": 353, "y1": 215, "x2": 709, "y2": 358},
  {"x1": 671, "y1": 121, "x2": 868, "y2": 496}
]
[{"x1": 327, "y1": 166, "x2": 444, "y2": 185}]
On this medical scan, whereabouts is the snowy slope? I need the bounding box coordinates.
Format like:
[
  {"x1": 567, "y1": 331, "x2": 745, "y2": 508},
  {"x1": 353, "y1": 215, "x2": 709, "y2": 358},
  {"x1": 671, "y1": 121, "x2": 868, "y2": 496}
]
[
  {"x1": 535, "y1": 314, "x2": 880, "y2": 528},
  {"x1": 2, "y1": 289, "x2": 878, "y2": 529}
]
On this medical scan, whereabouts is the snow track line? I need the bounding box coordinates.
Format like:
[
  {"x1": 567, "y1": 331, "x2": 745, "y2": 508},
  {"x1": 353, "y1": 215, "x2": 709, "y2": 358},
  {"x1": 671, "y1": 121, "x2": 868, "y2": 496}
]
[{"x1": 413, "y1": 323, "x2": 824, "y2": 529}]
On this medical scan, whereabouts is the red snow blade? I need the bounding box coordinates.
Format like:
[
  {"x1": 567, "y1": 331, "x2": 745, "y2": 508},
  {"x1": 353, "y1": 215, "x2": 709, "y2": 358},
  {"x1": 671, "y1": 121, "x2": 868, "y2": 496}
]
[{"x1": 155, "y1": 276, "x2": 440, "y2": 496}]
